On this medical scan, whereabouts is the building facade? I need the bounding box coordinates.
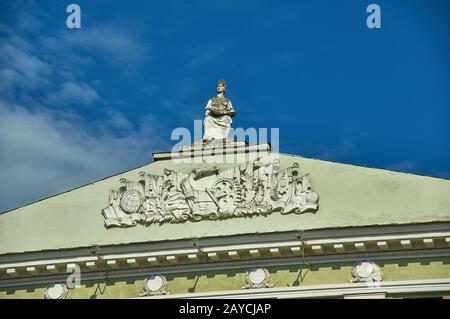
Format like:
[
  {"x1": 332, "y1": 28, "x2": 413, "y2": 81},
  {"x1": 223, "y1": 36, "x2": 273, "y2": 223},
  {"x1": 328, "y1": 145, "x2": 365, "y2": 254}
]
[{"x1": 0, "y1": 143, "x2": 449, "y2": 299}]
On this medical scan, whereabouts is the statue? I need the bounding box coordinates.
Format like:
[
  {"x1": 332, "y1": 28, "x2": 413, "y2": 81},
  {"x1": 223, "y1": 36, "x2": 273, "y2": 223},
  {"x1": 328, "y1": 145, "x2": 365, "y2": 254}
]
[
  {"x1": 101, "y1": 80, "x2": 320, "y2": 229},
  {"x1": 203, "y1": 79, "x2": 236, "y2": 142}
]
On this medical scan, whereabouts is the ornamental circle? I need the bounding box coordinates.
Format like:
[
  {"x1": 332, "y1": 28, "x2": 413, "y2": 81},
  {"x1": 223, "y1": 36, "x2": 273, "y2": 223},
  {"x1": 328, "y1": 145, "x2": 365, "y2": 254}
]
[
  {"x1": 143, "y1": 274, "x2": 169, "y2": 295},
  {"x1": 355, "y1": 262, "x2": 375, "y2": 278},
  {"x1": 45, "y1": 283, "x2": 68, "y2": 299},
  {"x1": 248, "y1": 268, "x2": 267, "y2": 285}
]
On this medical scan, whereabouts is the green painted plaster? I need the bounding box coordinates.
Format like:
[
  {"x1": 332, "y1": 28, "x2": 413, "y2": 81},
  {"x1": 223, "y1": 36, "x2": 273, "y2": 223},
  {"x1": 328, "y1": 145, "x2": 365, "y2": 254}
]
[
  {"x1": 1, "y1": 153, "x2": 449, "y2": 255},
  {"x1": 1, "y1": 257, "x2": 449, "y2": 299}
]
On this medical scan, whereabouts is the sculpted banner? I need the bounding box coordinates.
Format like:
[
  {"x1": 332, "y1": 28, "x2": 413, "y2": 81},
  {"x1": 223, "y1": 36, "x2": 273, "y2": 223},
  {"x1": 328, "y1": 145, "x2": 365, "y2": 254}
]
[{"x1": 102, "y1": 156, "x2": 319, "y2": 228}]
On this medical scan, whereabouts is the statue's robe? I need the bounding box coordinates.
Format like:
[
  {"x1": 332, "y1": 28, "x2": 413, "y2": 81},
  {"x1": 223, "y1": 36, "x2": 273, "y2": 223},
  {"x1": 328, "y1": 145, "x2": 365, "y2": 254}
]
[{"x1": 203, "y1": 95, "x2": 236, "y2": 140}]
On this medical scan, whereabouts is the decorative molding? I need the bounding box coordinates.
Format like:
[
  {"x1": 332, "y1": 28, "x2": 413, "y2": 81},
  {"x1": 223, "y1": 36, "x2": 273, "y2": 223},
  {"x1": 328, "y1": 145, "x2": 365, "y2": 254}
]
[
  {"x1": 243, "y1": 267, "x2": 273, "y2": 289},
  {"x1": 290, "y1": 246, "x2": 301, "y2": 255},
  {"x1": 334, "y1": 244, "x2": 345, "y2": 253},
  {"x1": 102, "y1": 158, "x2": 319, "y2": 228},
  {"x1": 141, "y1": 274, "x2": 168, "y2": 296},
  {"x1": 311, "y1": 245, "x2": 323, "y2": 254},
  {"x1": 377, "y1": 241, "x2": 389, "y2": 250},
  {"x1": 85, "y1": 261, "x2": 97, "y2": 271},
  {"x1": 423, "y1": 239, "x2": 434, "y2": 248},
  {"x1": 147, "y1": 257, "x2": 158, "y2": 266},
  {"x1": 153, "y1": 143, "x2": 270, "y2": 161},
  {"x1": 2, "y1": 248, "x2": 450, "y2": 289},
  {"x1": 1, "y1": 231, "x2": 449, "y2": 281},
  {"x1": 228, "y1": 251, "x2": 240, "y2": 260},
  {"x1": 126, "y1": 259, "x2": 139, "y2": 267},
  {"x1": 6, "y1": 268, "x2": 17, "y2": 277},
  {"x1": 46, "y1": 265, "x2": 58, "y2": 273},
  {"x1": 269, "y1": 248, "x2": 281, "y2": 257},
  {"x1": 2, "y1": 222, "x2": 448, "y2": 265},
  {"x1": 44, "y1": 283, "x2": 68, "y2": 299},
  {"x1": 207, "y1": 252, "x2": 220, "y2": 262},
  {"x1": 249, "y1": 249, "x2": 261, "y2": 258},
  {"x1": 350, "y1": 261, "x2": 382, "y2": 283},
  {"x1": 401, "y1": 240, "x2": 412, "y2": 249},
  {"x1": 354, "y1": 243, "x2": 366, "y2": 252},
  {"x1": 26, "y1": 266, "x2": 37, "y2": 275},
  {"x1": 106, "y1": 260, "x2": 118, "y2": 269},
  {"x1": 187, "y1": 253, "x2": 200, "y2": 262}
]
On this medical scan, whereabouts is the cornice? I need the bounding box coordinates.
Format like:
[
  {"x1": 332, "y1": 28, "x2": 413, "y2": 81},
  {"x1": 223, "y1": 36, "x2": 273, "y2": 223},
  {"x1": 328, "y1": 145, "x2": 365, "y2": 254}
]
[{"x1": 1, "y1": 223, "x2": 449, "y2": 286}]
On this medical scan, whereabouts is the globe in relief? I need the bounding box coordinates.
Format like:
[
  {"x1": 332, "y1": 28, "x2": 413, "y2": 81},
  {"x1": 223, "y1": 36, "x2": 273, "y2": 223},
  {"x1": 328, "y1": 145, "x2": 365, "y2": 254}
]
[{"x1": 120, "y1": 190, "x2": 143, "y2": 214}]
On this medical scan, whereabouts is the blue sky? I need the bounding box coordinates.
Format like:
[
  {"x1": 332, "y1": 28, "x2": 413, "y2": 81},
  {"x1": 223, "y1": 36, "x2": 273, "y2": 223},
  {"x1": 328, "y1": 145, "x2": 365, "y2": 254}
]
[{"x1": 0, "y1": 0, "x2": 449, "y2": 212}]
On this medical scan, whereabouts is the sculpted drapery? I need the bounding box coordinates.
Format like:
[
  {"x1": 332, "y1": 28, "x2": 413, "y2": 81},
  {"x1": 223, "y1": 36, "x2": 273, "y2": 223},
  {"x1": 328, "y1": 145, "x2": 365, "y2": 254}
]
[{"x1": 203, "y1": 79, "x2": 236, "y2": 141}]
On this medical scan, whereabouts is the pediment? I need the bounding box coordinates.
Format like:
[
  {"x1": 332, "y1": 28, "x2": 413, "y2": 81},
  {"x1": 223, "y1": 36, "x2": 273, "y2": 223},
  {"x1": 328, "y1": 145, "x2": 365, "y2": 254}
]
[{"x1": 1, "y1": 145, "x2": 449, "y2": 255}]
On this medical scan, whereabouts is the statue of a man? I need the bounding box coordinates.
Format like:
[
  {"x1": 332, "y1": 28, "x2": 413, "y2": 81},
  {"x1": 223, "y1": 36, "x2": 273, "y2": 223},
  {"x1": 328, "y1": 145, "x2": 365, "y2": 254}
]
[{"x1": 203, "y1": 79, "x2": 236, "y2": 142}]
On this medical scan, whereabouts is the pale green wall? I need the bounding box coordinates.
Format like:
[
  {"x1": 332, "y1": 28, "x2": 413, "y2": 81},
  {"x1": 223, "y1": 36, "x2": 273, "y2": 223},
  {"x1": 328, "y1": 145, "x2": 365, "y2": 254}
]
[
  {"x1": 1, "y1": 154, "x2": 450, "y2": 255},
  {"x1": 1, "y1": 257, "x2": 449, "y2": 299}
]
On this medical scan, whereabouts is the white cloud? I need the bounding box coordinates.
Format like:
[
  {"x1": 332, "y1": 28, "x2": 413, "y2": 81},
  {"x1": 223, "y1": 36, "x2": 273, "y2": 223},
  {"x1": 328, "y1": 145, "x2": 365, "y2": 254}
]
[
  {"x1": 0, "y1": 3, "x2": 165, "y2": 213},
  {"x1": 13, "y1": 0, "x2": 44, "y2": 33},
  {"x1": 105, "y1": 109, "x2": 133, "y2": 130},
  {"x1": 62, "y1": 25, "x2": 149, "y2": 67},
  {"x1": 0, "y1": 43, "x2": 49, "y2": 78},
  {"x1": 0, "y1": 41, "x2": 51, "y2": 94},
  {"x1": 0, "y1": 101, "x2": 169, "y2": 212},
  {"x1": 46, "y1": 81, "x2": 101, "y2": 106}
]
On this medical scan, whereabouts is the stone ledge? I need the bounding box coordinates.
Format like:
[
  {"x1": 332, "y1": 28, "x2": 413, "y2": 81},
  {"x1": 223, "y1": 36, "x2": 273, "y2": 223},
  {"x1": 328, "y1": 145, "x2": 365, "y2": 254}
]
[
  {"x1": 153, "y1": 142, "x2": 271, "y2": 161},
  {"x1": 1, "y1": 232, "x2": 449, "y2": 280}
]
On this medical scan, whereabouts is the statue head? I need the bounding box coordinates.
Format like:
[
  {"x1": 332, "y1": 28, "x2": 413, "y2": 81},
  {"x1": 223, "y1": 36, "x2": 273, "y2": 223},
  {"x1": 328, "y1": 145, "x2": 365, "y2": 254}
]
[{"x1": 217, "y1": 79, "x2": 226, "y2": 94}]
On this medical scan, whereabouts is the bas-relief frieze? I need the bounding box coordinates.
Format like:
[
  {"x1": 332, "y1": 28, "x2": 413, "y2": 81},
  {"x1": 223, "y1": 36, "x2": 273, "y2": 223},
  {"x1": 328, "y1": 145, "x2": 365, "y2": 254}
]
[{"x1": 102, "y1": 156, "x2": 319, "y2": 228}]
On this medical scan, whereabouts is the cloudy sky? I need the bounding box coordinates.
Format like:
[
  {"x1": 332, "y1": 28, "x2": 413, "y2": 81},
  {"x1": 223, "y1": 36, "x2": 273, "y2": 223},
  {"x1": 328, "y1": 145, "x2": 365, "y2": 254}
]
[{"x1": 0, "y1": 0, "x2": 449, "y2": 212}]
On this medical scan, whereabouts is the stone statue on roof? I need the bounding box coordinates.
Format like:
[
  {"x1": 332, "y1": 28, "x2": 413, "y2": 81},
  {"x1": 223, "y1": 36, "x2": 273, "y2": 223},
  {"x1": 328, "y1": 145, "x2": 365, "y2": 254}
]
[{"x1": 203, "y1": 79, "x2": 237, "y2": 142}]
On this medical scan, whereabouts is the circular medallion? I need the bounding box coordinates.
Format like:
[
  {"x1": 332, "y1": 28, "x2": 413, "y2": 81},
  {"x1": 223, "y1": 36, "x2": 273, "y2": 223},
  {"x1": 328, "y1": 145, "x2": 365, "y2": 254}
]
[
  {"x1": 351, "y1": 261, "x2": 382, "y2": 283},
  {"x1": 145, "y1": 275, "x2": 164, "y2": 292},
  {"x1": 355, "y1": 262, "x2": 374, "y2": 278},
  {"x1": 143, "y1": 274, "x2": 168, "y2": 296},
  {"x1": 244, "y1": 267, "x2": 272, "y2": 289},
  {"x1": 248, "y1": 268, "x2": 266, "y2": 285},
  {"x1": 45, "y1": 283, "x2": 68, "y2": 299}
]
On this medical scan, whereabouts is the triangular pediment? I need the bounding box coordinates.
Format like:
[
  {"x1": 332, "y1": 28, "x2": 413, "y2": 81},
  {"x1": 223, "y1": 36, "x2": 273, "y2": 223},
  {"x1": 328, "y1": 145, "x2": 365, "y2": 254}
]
[{"x1": 1, "y1": 146, "x2": 449, "y2": 255}]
